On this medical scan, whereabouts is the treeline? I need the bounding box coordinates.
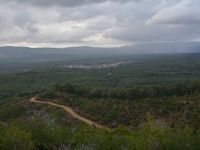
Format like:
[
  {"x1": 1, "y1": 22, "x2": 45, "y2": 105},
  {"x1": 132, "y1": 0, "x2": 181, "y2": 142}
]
[{"x1": 42, "y1": 81, "x2": 200, "y2": 100}]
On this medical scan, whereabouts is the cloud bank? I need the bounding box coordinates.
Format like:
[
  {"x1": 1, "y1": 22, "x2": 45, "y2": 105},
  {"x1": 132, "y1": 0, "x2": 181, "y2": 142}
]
[
  {"x1": 0, "y1": 0, "x2": 199, "y2": 47},
  {"x1": 148, "y1": 0, "x2": 200, "y2": 25},
  {"x1": 6, "y1": 0, "x2": 131, "y2": 7}
]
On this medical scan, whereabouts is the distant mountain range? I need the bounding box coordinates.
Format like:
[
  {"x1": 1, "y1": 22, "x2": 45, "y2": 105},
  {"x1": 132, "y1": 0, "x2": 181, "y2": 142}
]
[{"x1": 0, "y1": 42, "x2": 199, "y2": 61}]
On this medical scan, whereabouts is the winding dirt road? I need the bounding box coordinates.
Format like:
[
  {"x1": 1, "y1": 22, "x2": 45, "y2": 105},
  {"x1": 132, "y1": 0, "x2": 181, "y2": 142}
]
[{"x1": 30, "y1": 97, "x2": 109, "y2": 130}]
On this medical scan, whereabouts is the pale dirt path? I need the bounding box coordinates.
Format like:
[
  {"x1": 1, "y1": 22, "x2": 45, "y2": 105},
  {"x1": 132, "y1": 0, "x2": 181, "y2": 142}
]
[{"x1": 30, "y1": 97, "x2": 109, "y2": 130}]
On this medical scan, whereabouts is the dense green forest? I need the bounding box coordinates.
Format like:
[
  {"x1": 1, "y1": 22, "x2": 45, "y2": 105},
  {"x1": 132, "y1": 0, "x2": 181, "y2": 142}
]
[
  {"x1": 40, "y1": 82, "x2": 200, "y2": 128},
  {"x1": 0, "y1": 53, "x2": 200, "y2": 149}
]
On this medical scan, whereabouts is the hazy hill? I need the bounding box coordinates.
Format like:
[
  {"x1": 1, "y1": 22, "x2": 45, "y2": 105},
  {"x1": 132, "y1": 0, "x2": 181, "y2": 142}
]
[{"x1": 0, "y1": 42, "x2": 199, "y2": 62}]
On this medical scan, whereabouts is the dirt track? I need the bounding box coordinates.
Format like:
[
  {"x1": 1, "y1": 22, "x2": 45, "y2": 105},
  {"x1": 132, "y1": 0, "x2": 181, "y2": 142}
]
[{"x1": 30, "y1": 97, "x2": 109, "y2": 130}]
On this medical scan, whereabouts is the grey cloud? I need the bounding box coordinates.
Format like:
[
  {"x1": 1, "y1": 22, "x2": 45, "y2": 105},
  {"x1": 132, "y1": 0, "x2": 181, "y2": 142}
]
[
  {"x1": 148, "y1": 0, "x2": 200, "y2": 25},
  {"x1": 4, "y1": 0, "x2": 132, "y2": 7},
  {"x1": 0, "y1": 0, "x2": 200, "y2": 47},
  {"x1": 86, "y1": 16, "x2": 116, "y2": 30},
  {"x1": 104, "y1": 18, "x2": 200, "y2": 43}
]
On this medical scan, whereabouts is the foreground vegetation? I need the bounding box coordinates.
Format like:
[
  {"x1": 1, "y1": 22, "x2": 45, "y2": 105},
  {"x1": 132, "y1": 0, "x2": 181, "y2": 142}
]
[{"x1": 0, "y1": 109, "x2": 200, "y2": 150}]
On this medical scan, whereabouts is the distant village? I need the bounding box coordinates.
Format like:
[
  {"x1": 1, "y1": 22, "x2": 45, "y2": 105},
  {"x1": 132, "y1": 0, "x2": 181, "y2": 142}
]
[{"x1": 61, "y1": 62, "x2": 131, "y2": 69}]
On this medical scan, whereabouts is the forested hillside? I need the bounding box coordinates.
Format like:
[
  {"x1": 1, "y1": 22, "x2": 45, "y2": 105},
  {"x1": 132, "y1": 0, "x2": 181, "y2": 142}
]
[{"x1": 0, "y1": 53, "x2": 200, "y2": 149}]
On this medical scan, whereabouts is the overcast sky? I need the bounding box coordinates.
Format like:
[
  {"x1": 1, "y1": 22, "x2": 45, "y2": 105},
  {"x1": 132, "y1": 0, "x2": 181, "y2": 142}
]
[{"x1": 0, "y1": 0, "x2": 199, "y2": 47}]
